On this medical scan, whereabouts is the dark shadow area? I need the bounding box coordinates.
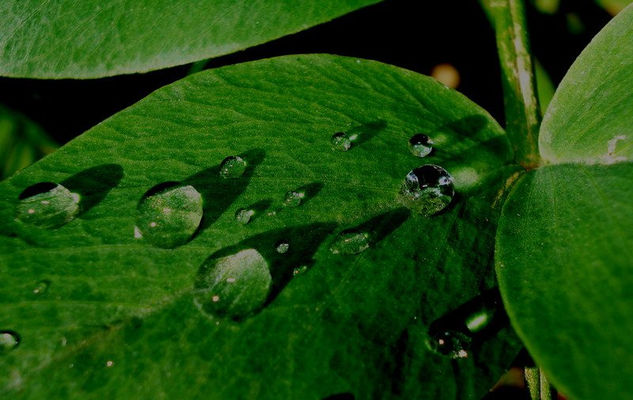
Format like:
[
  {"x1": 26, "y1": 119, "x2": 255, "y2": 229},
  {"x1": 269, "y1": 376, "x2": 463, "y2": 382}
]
[
  {"x1": 18, "y1": 182, "x2": 57, "y2": 199},
  {"x1": 348, "y1": 119, "x2": 387, "y2": 147},
  {"x1": 322, "y1": 393, "x2": 355, "y2": 400},
  {"x1": 237, "y1": 198, "x2": 272, "y2": 223},
  {"x1": 355, "y1": 207, "x2": 410, "y2": 246},
  {"x1": 61, "y1": 164, "x2": 124, "y2": 217},
  {"x1": 185, "y1": 148, "x2": 265, "y2": 232}
]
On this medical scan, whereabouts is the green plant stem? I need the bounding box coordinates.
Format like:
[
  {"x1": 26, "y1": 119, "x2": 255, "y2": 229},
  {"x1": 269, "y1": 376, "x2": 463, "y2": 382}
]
[
  {"x1": 525, "y1": 367, "x2": 553, "y2": 400},
  {"x1": 480, "y1": 0, "x2": 542, "y2": 169}
]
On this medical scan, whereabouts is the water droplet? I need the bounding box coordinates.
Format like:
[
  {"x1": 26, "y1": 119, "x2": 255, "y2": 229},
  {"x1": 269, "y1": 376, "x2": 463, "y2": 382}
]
[
  {"x1": 219, "y1": 156, "x2": 247, "y2": 179},
  {"x1": 194, "y1": 248, "x2": 272, "y2": 320},
  {"x1": 0, "y1": 331, "x2": 20, "y2": 353},
  {"x1": 465, "y1": 309, "x2": 493, "y2": 333},
  {"x1": 331, "y1": 132, "x2": 352, "y2": 151},
  {"x1": 293, "y1": 265, "x2": 309, "y2": 276},
  {"x1": 283, "y1": 190, "x2": 305, "y2": 207},
  {"x1": 427, "y1": 330, "x2": 471, "y2": 359},
  {"x1": 16, "y1": 182, "x2": 80, "y2": 228},
  {"x1": 32, "y1": 280, "x2": 50, "y2": 295},
  {"x1": 275, "y1": 240, "x2": 290, "y2": 254},
  {"x1": 105, "y1": 360, "x2": 114, "y2": 367},
  {"x1": 136, "y1": 183, "x2": 203, "y2": 248},
  {"x1": 330, "y1": 230, "x2": 371, "y2": 255},
  {"x1": 235, "y1": 208, "x2": 255, "y2": 225},
  {"x1": 408, "y1": 134, "x2": 434, "y2": 157},
  {"x1": 401, "y1": 165, "x2": 454, "y2": 216}
]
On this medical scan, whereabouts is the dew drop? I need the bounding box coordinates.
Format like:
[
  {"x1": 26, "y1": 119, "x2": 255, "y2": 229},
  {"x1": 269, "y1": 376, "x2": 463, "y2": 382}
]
[
  {"x1": 283, "y1": 190, "x2": 305, "y2": 207},
  {"x1": 32, "y1": 280, "x2": 50, "y2": 295},
  {"x1": 331, "y1": 132, "x2": 352, "y2": 151},
  {"x1": 401, "y1": 165, "x2": 454, "y2": 216},
  {"x1": 0, "y1": 331, "x2": 20, "y2": 353},
  {"x1": 408, "y1": 134, "x2": 434, "y2": 158},
  {"x1": 427, "y1": 330, "x2": 471, "y2": 359},
  {"x1": 293, "y1": 265, "x2": 309, "y2": 276},
  {"x1": 194, "y1": 248, "x2": 272, "y2": 320},
  {"x1": 235, "y1": 208, "x2": 255, "y2": 225},
  {"x1": 136, "y1": 183, "x2": 203, "y2": 248},
  {"x1": 219, "y1": 156, "x2": 247, "y2": 179},
  {"x1": 275, "y1": 240, "x2": 290, "y2": 254},
  {"x1": 16, "y1": 182, "x2": 80, "y2": 228},
  {"x1": 330, "y1": 230, "x2": 371, "y2": 255},
  {"x1": 465, "y1": 309, "x2": 493, "y2": 333}
]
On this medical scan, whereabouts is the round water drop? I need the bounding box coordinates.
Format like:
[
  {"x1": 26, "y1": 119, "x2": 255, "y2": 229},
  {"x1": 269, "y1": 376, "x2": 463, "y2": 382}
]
[
  {"x1": 293, "y1": 265, "x2": 309, "y2": 276},
  {"x1": 331, "y1": 132, "x2": 351, "y2": 151},
  {"x1": 401, "y1": 165, "x2": 454, "y2": 216},
  {"x1": 408, "y1": 134, "x2": 434, "y2": 158},
  {"x1": 0, "y1": 331, "x2": 20, "y2": 353},
  {"x1": 235, "y1": 208, "x2": 255, "y2": 225},
  {"x1": 219, "y1": 156, "x2": 247, "y2": 179},
  {"x1": 32, "y1": 280, "x2": 50, "y2": 295},
  {"x1": 427, "y1": 330, "x2": 471, "y2": 359},
  {"x1": 194, "y1": 248, "x2": 272, "y2": 320},
  {"x1": 283, "y1": 190, "x2": 305, "y2": 207},
  {"x1": 136, "y1": 183, "x2": 203, "y2": 248},
  {"x1": 16, "y1": 182, "x2": 80, "y2": 228},
  {"x1": 275, "y1": 240, "x2": 290, "y2": 254},
  {"x1": 330, "y1": 230, "x2": 371, "y2": 255}
]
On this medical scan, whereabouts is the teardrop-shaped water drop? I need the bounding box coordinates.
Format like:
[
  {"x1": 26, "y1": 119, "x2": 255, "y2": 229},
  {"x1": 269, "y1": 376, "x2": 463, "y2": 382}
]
[
  {"x1": 283, "y1": 190, "x2": 305, "y2": 207},
  {"x1": 330, "y1": 230, "x2": 371, "y2": 255},
  {"x1": 331, "y1": 132, "x2": 352, "y2": 152},
  {"x1": 235, "y1": 208, "x2": 255, "y2": 225},
  {"x1": 16, "y1": 182, "x2": 80, "y2": 228},
  {"x1": 136, "y1": 183, "x2": 203, "y2": 248},
  {"x1": 275, "y1": 240, "x2": 290, "y2": 254},
  {"x1": 194, "y1": 248, "x2": 272, "y2": 320},
  {"x1": 219, "y1": 156, "x2": 247, "y2": 179},
  {"x1": 401, "y1": 165, "x2": 454, "y2": 216},
  {"x1": 427, "y1": 329, "x2": 471, "y2": 359},
  {"x1": 0, "y1": 331, "x2": 20, "y2": 353},
  {"x1": 408, "y1": 134, "x2": 433, "y2": 158},
  {"x1": 32, "y1": 280, "x2": 50, "y2": 295}
]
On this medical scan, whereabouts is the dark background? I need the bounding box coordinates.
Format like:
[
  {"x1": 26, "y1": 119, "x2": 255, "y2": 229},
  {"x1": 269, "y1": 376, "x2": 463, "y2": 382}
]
[{"x1": 0, "y1": 0, "x2": 614, "y2": 146}]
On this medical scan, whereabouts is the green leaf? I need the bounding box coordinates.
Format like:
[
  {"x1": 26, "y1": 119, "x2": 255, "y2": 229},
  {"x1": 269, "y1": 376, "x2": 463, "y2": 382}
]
[
  {"x1": 0, "y1": 0, "x2": 379, "y2": 78},
  {"x1": 534, "y1": 60, "x2": 555, "y2": 114},
  {"x1": 539, "y1": 4, "x2": 633, "y2": 164},
  {"x1": 497, "y1": 164, "x2": 633, "y2": 400},
  {"x1": 0, "y1": 55, "x2": 520, "y2": 398}
]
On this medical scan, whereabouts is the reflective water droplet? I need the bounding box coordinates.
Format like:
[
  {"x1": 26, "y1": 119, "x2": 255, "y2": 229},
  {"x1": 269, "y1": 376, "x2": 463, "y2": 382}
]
[
  {"x1": 330, "y1": 230, "x2": 371, "y2": 255},
  {"x1": 401, "y1": 165, "x2": 454, "y2": 216},
  {"x1": 194, "y1": 248, "x2": 272, "y2": 320},
  {"x1": 105, "y1": 360, "x2": 114, "y2": 368},
  {"x1": 16, "y1": 182, "x2": 80, "y2": 228},
  {"x1": 293, "y1": 265, "x2": 309, "y2": 276},
  {"x1": 235, "y1": 208, "x2": 255, "y2": 225},
  {"x1": 275, "y1": 240, "x2": 290, "y2": 254},
  {"x1": 331, "y1": 132, "x2": 352, "y2": 151},
  {"x1": 219, "y1": 156, "x2": 247, "y2": 179},
  {"x1": 136, "y1": 183, "x2": 203, "y2": 248},
  {"x1": 427, "y1": 330, "x2": 471, "y2": 359},
  {"x1": 0, "y1": 331, "x2": 20, "y2": 353},
  {"x1": 465, "y1": 309, "x2": 493, "y2": 333},
  {"x1": 408, "y1": 134, "x2": 433, "y2": 157},
  {"x1": 283, "y1": 190, "x2": 305, "y2": 207},
  {"x1": 32, "y1": 280, "x2": 50, "y2": 295}
]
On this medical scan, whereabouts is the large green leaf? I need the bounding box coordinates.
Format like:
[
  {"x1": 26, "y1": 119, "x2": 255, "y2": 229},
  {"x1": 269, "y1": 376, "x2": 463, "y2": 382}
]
[
  {"x1": 0, "y1": 0, "x2": 379, "y2": 78},
  {"x1": 497, "y1": 5, "x2": 633, "y2": 399},
  {"x1": 0, "y1": 55, "x2": 520, "y2": 398}
]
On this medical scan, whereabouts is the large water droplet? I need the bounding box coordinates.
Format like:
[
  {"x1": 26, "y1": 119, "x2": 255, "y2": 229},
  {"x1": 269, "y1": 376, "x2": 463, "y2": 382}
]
[
  {"x1": 331, "y1": 132, "x2": 352, "y2": 152},
  {"x1": 408, "y1": 134, "x2": 433, "y2": 158},
  {"x1": 235, "y1": 208, "x2": 255, "y2": 225},
  {"x1": 275, "y1": 240, "x2": 290, "y2": 254},
  {"x1": 401, "y1": 165, "x2": 454, "y2": 216},
  {"x1": 427, "y1": 329, "x2": 471, "y2": 359},
  {"x1": 330, "y1": 230, "x2": 371, "y2": 255},
  {"x1": 283, "y1": 190, "x2": 305, "y2": 207},
  {"x1": 219, "y1": 156, "x2": 247, "y2": 179},
  {"x1": 32, "y1": 280, "x2": 50, "y2": 295},
  {"x1": 0, "y1": 331, "x2": 20, "y2": 353},
  {"x1": 16, "y1": 182, "x2": 80, "y2": 228},
  {"x1": 136, "y1": 183, "x2": 203, "y2": 248},
  {"x1": 194, "y1": 248, "x2": 272, "y2": 320}
]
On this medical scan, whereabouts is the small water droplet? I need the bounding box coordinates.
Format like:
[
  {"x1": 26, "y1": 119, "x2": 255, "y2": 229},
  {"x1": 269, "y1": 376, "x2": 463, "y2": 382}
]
[
  {"x1": 219, "y1": 156, "x2": 247, "y2": 179},
  {"x1": 401, "y1": 165, "x2": 454, "y2": 216},
  {"x1": 427, "y1": 330, "x2": 471, "y2": 359},
  {"x1": 105, "y1": 360, "x2": 114, "y2": 367},
  {"x1": 16, "y1": 182, "x2": 80, "y2": 228},
  {"x1": 136, "y1": 183, "x2": 203, "y2": 248},
  {"x1": 330, "y1": 230, "x2": 371, "y2": 255},
  {"x1": 0, "y1": 331, "x2": 20, "y2": 353},
  {"x1": 331, "y1": 132, "x2": 352, "y2": 151},
  {"x1": 283, "y1": 190, "x2": 305, "y2": 207},
  {"x1": 32, "y1": 280, "x2": 50, "y2": 295},
  {"x1": 293, "y1": 265, "x2": 309, "y2": 276},
  {"x1": 408, "y1": 134, "x2": 434, "y2": 157},
  {"x1": 275, "y1": 240, "x2": 290, "y2": 254},
  {"x1": 465, "y1": 309, "x2": 493, "y2": 333},
  {"x1": 235, "y1": 208, "x2": 255, "y2": 225},
  {"x1": 194, "y1": 248, "x2": 272, "y2": 320}
]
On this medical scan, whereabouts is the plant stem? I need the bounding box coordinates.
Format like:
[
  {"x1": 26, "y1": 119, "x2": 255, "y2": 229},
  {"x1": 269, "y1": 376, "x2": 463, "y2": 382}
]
[
  {"x1": 480, "y1": 0, "x2": 542, "y2": 169},
  {"x1": 525, "y1": 367, "x2": 553, "y2": 400}
]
